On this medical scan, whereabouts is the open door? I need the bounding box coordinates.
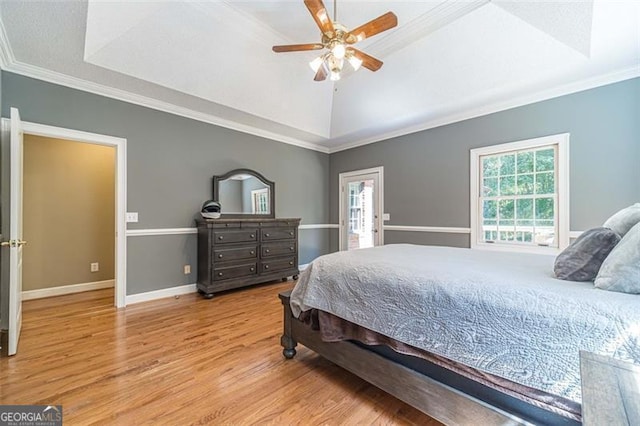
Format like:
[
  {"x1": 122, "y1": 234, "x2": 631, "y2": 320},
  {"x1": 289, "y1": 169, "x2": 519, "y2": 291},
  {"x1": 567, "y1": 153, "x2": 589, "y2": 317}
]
[
  {"x1": 339, "y1": 167, "x2": 384, "y2": 251},
  {"x1": 5, "y1": 107, "x2": 25, "y2": 355}
]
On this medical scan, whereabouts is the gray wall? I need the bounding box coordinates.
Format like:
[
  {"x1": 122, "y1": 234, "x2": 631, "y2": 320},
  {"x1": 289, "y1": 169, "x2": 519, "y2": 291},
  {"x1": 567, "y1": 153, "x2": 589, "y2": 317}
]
[
  {"x1": 330, "y1": 78, "x2": 640, "y2": 249},
  {"x1": 0, "y1": 72, "x2": 331, "y2": 298}
]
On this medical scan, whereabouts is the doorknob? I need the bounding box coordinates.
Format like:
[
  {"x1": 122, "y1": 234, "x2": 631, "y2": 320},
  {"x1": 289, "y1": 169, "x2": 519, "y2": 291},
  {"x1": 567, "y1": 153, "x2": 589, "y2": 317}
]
[{"x1": 1, "y1": 240, "x2": 27, "y2": 248}]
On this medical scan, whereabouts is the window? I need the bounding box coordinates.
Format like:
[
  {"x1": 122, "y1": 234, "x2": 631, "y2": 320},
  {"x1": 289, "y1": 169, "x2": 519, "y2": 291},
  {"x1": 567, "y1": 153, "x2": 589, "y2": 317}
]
[
  {"x1": 348, "y1": 182, "x2": 364, "y2": 232},
  {"x1": 251, "y1": 188, "x2": 269, "y2": 214},
  {"x1": 470, "y1": 134, "x2": 569, "y2": 253}
]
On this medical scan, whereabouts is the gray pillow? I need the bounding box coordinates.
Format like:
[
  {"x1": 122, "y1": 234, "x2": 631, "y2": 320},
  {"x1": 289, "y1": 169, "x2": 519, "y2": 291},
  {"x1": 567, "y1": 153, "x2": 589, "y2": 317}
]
[
  {"x1": 595, "y1": 221, "x2": 640, "y2": 294},
  {"x1": 603, "y1": 203, "x2": 640, "y2": 237},
  {"x1": 554, "y1": 227, "x2": 621, "y2": 281}
]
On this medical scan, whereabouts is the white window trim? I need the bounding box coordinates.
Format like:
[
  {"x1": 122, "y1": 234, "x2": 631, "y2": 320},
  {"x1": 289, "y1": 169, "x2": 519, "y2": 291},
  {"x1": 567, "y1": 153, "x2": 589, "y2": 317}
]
[{"x1": 470, "y1": 133, "x2": 570, "y2": 254}]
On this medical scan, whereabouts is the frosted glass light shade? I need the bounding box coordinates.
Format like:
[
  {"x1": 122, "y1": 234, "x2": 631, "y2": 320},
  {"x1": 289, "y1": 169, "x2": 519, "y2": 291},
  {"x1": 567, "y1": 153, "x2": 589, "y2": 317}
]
[
  {"x1": 332, "y1": 43, "x2": 346, "y2": 59},
  {"x1": 309, "y1": 56, "x2": 324, "y2": 73},
  {"x1": 348, "y1": 55, "x2": 363, "y2": 71}
]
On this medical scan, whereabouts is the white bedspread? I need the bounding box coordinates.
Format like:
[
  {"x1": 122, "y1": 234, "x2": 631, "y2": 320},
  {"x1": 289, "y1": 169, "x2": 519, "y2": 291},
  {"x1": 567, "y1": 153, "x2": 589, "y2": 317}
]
[{"x1": 290, "y1": 244, "x2": 640, "y2": 402}]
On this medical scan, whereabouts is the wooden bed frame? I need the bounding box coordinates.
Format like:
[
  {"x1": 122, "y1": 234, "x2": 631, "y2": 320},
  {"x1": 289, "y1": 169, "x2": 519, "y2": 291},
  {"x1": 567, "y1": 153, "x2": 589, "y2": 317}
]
[{"x1": 279, "y1": 291, "x2": 580, "y2": 426}]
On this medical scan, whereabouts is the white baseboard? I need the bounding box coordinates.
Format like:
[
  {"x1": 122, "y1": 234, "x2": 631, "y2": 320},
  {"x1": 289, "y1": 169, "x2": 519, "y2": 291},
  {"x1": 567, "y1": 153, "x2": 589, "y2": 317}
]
[
  {"x1": 22, "y1": 279, "x2": 115, "y2": 300},
  {"x1": 126, "y1": 283, "x2": 197, "y2": 305}
]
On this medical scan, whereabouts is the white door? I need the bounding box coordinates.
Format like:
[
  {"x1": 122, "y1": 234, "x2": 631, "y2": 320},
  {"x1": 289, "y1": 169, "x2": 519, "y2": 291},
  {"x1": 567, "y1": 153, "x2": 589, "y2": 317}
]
[
  {"x1": 7, "y1": 107, "x2": 25, "y2": 355},
  {"x1": 339, "y1": 167, "x2": 383, "y2": 251}
]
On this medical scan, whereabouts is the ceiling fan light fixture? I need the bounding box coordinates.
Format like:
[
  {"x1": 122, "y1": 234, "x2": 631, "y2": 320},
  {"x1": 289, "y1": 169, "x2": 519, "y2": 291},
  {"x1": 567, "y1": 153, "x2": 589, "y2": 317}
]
[
  {"x1": 330, "y1": 70, "x2": 341, "y2": 81},
  {"x1": 327, "y1": 54, "x2": 344, "y2": 72},
  {"x1": 309, "y1": 56, "x2": 324, "y2": 73},
  {"x1": 331, "y1": 43, "x2": 346, "y2": 60},
  {"x1": 347, "y1": 54, "x2": 363, "y2": 71}
]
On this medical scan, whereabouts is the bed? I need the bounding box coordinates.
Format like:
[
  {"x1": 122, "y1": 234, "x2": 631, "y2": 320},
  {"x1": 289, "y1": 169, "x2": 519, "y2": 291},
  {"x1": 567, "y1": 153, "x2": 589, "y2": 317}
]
[{"x1": 279, "y1": 244, "x2": 640, "y2": 425}]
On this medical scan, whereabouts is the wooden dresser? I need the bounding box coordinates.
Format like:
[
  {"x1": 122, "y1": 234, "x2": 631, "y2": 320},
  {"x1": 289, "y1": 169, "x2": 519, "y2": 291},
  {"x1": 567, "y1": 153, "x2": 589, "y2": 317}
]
[{"x1": 196, "y1": 218, "x2": 301, "y2": 298}]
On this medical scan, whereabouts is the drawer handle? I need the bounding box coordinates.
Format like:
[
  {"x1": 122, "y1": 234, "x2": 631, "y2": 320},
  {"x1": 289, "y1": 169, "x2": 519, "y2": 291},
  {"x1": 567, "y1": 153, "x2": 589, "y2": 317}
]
[
  {"x1": 218, "y1": 254, "x2": 223, "y2": 259},
  {"x1": 265, "y1": 233, "x2": 270, "y2": 237},
  {"x1": 265, "y1": 265, "x2": 269, "y2": 269},
  {"x1": 218, "y1": 272, "x2": 223, "y2": 277},
  {"x1": 289, "y1": 247, "x2": 294, "y2": 251},
  {"x1": 250, "y1": 234, "x2": 255, "y2": 238},
  {"x1": 250, "y1": 250, "x2": 255, "y2": 255},
  {"x1": 289, "y1": 261, "x2": 294, "y2": 265},
  {"x1": 265, "y1": 249, "x2": 270, "y2": 253},
  {"x1": 225, "y1": 223, "x2": 230, "y2": 227},
  {"x1": 218, "y1": 236, "x2": 224, "y2": 240},
  {"x1": 289, "y1": 232, "x2": 294, "y2": 236},
  {"x1": 250, "y1": 267, "x2": 255, "y2": 272}
]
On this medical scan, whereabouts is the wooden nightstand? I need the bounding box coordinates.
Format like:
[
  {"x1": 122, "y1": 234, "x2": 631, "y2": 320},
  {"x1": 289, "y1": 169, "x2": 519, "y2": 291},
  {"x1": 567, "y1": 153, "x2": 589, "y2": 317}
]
[{"x1": 580, "y1": 351, "x2": 640, "y2": 425}]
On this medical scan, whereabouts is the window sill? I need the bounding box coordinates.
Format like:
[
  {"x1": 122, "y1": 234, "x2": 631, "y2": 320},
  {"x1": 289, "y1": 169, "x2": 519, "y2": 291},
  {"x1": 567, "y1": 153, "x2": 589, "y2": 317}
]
[{"x1": 471, "y1": 242, "x2": 560, "y2": 256}]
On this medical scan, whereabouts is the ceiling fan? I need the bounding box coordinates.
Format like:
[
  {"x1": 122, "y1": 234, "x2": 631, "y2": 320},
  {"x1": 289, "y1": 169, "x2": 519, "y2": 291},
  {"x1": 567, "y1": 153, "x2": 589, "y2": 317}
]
[{"x1": 272, "y1": 0, "x2": 398, "y2": 82}]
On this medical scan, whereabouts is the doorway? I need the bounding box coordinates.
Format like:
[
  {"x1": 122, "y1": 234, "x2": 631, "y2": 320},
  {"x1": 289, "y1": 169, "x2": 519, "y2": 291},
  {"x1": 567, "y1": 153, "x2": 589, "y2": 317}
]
[
  {"x1": 339, "y1": 167, "x2": 384, "y2": 251},
  {"x1": 22, "y1": 135, "x2": 116, "y2": 301},
  {"x1": 2, "y1": 114, "x2": 127, "y2": 323}
]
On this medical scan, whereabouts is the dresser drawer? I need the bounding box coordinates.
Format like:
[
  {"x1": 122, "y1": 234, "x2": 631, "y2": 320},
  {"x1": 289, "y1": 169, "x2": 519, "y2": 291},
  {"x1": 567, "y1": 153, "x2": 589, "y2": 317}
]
[
  {"x1": 214, "y1": 246, "x2": 258, "y2": 262},
  {"x1": 260, "y1": 220, "x2": 298, "y2": 227},
  {"x1": 213, "y1": 229, "x2": 258, "y2": 244},
  {"x1": 261, "y1": 257, "x2": 297, "y2": 273},
  {"x1": 262, "y1": 228, "x2": 296, "y2": 241},
  {"x1": 262, "y1": 242, "x2": 296, "y2": 258},
  {"x1": 209, "y1": 222, "x2": 241, "y2": 229},
  {"x1": 213, "y1": 262, "x2": 257, "y2": 281}
]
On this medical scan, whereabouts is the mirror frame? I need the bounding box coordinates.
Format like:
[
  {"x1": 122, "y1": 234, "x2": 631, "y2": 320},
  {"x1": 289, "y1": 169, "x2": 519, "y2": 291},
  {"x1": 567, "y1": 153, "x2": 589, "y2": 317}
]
[{"x1": 212, "y1": 168, "x2": 275, "y2": 219}]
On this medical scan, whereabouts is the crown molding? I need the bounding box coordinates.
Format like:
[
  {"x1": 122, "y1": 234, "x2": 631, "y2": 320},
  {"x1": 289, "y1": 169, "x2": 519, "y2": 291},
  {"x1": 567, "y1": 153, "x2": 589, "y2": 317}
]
[
  {"x1": 0, "y1": 14, "x2": 330, "y2": 154},
  {"x1": 4, "y1": 60, "x2": 330, "y2": 153},
  {"x1": 328, "y1": 65, "x2": 640, "y2": 153}
]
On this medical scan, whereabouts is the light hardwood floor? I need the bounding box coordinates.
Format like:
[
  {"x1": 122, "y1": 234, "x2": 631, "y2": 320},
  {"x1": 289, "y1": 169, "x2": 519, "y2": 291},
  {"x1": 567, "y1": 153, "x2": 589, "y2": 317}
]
[{"x1": 1, "y1": 282, "x2": 441, "y2": 425}]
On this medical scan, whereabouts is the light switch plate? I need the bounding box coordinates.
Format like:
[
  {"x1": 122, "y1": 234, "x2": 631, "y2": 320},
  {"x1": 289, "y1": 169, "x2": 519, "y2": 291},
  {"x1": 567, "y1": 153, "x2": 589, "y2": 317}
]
[
  {"x1": 126, "y1": 212, "x2": 139, "y2": 223},
  {"x1": 383, "y1": 213, "x2": 391, "y2": 221}
]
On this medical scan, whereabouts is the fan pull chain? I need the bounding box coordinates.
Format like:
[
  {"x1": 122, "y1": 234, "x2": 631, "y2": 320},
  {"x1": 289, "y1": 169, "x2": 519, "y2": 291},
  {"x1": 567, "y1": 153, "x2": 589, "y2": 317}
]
[{"x1": 334, "y1": 0, "x2": 337, "y2": 22}]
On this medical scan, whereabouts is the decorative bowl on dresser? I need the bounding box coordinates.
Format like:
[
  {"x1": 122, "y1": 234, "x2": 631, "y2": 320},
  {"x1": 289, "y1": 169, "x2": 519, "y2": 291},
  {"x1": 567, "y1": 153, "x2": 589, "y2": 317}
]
[
  {"x1": 196, "y1": 168, "x2": 300, "y2": 299},
  {"x1": 196, "y1": 218, "x2": 301, "y2": 298}
]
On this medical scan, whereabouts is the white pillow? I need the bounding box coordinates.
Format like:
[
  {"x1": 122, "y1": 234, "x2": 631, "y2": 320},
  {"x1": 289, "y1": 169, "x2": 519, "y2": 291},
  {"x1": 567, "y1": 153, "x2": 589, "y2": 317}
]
[
  {"x1": 603, "y1": 203, "x2": 640, "y2": 237},
  {"x1": 595, "y1": 221, "x2": 640, "y2": 294}
]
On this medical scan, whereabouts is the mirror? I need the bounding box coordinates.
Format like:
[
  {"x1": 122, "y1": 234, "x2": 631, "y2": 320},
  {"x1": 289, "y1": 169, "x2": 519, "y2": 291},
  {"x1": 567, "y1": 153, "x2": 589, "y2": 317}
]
[{"x1": 213, "y1": 169, "x2": 275, "y2": 218}]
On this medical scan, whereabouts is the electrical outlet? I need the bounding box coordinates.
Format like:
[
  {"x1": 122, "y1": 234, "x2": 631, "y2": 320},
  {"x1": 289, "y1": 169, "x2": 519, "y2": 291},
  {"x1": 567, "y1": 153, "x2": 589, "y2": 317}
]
[
  {"x1": 126, "y1": 212, "x2": 139, "y2": 223},
  {"x1": 184, "y1": 265, "x2": 191, "y2": 275},
  {"x1": 91, "y1": 262, "x2": 99, "y2": 272}
]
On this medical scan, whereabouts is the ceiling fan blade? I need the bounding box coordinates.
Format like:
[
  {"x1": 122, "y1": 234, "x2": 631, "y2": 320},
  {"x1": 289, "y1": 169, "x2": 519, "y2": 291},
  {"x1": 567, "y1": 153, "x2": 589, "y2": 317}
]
[
  {"x1": 347, "y1": 48, "x2": 383, "y2": 72},
  {"x1": 314, "y1": 66, "x2": 328, "y2": 82},
  {"x1": 304, "y1": 0, "x2": 335, "y2": 35},
  {"x1": 272, "y1": 43, "x2": 324, "y2": 53},
  {"x1": 347, "y1": 11, "x2": 397, "y2": 43}
]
